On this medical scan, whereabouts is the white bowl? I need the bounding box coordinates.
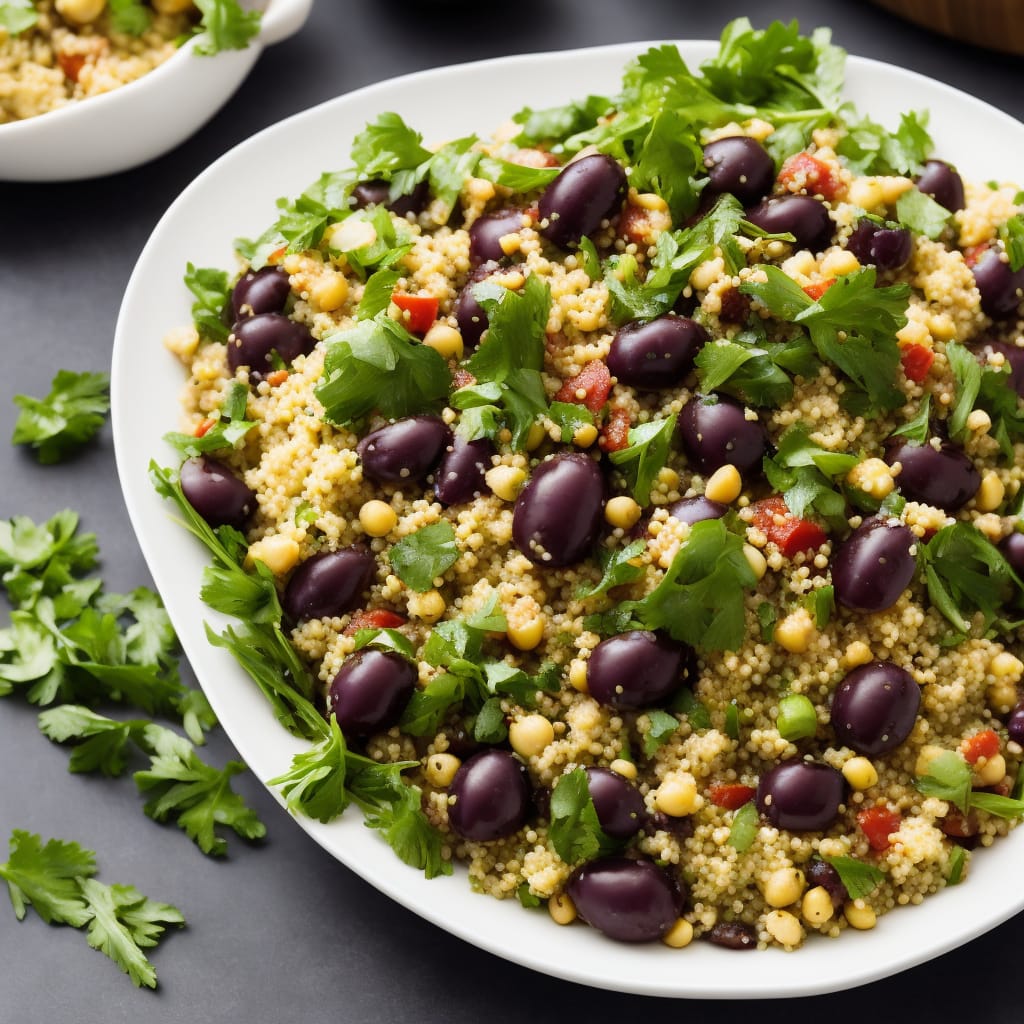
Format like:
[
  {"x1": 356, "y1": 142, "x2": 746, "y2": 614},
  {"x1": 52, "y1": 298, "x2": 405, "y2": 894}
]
[
  {"x1": 112, "y1": 42, "x2": 1024, "y2": 999},
  {"x1": 0, "y1": 0, "x2": 312, "y2": 181}
]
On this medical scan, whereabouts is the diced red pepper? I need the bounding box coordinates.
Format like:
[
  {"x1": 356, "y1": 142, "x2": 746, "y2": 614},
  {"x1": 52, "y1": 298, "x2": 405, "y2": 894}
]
[
  {"x1": 193, "y1": 418, "x2": 216, "y2": 438},
  {"x1": 452, "y1": 368, "x2": 477, "y2": 390},
  {"x1": 57, "y1": 52, "x2": 86, "y2": 82},
  {"x1": 857, "y1": 806, "x2": 902, "y2": 851},
  {"x1": 750, "y1": 496, "x2": 828, "y2": 559},
  {"x1": 777, "y1": 152, "x2": 843, "y2": 201},
  {"x1": 391, "y1": 293, "x2": 439, "y2": 336},
  {"x1": 598, "y1": 407, "x2": 631, "y2": 453},
  {"x1": 266, "y1": 369, "x2": 290, "y2": 388},
  {"x1": 960, "y1": 729, "x2": 1000, "y2": 765},
  {"x1": 344, "y1": 609, "x2": 407, "y2": 636},
  {"x1": 802, "y1": 278, "x2": 835, "y2": 301},
  {"x1": 707, "y1": 783, "x2": 756, "y2": 810},
  {"x1": 962, "y1": 243, "x2": 989, "y2": 268},
  {"x1": 900, "y1": 343, "x2": 935, "y2": 383},
  {"x1": 555, "y1": 360, "x2": 612, "y2": 415}
]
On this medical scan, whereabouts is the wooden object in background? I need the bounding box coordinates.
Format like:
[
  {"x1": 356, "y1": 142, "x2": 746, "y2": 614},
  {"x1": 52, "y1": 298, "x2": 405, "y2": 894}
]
[{"x1": 870, "y1": 0, "x2": 1024, "y2": 56}]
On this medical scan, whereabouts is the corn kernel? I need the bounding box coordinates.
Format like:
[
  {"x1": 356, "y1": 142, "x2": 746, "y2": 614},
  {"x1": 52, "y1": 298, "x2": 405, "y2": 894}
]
[
  {"x1": 654, "y1": 774, "x2": 698, "y2": 817},
  {"x1": 425, "y1": 753, "x2": 461, "y2": 787},
  {"x1": 311, "y1": 272, "x2": 349, "y2": 311},
  {"x1": 609, "y1": 758, "x2": 637, "y2": 780},
  {"x1": 705, "y1": 464, "x2": 743, "y2": 504},
  {"x1": 245, "y1": 535, "x2": 300, "y2": 576},
  {"x1": 975, "y1": 471, "x2": 1005, "y2": 512},
  {"x1": 525, "y1": 421, "x2": 547, "y2": 451},
  {"x1": 842, "y1": 756, "x2": 879, "y2": 791},
  {"x1": 990, "y1": 650, "x2": 1024, "y2": 679},
  {"x1": 509, "y1": 714, "x2": 554, "y2": 758},
  {"x1": 844, "y1": 641, "x2": 873, "y2": 668},
  {"x1": 775, "y1": 608, "x2": 815, "y2": 654},
  {"x1": 662, "y1": 918, "x2": 694, "y2": 948},
  {"x1": 485, "y1": 465, "x2": 527, "y2": 502},
  {"x1": 568, "y1": 660, "x2": 589, "y2": 693},
  {"x1": 422, "y1": 323, "x2": 464, "y2": 360},
  {"x1": 573, "y1": 423, "x2": 599, "y2": 448},
  {"x1": 820, "y1": 249, "x2": 860, "y2": 277},
  {"x1": 56, "y1": 0, "x2": 106, "y2": 23}
]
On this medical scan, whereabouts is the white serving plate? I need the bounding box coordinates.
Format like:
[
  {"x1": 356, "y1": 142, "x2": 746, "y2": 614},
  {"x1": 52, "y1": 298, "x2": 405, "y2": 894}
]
[{"x1": 112, "y1": 42, "x2": 1024, "y2": 999}]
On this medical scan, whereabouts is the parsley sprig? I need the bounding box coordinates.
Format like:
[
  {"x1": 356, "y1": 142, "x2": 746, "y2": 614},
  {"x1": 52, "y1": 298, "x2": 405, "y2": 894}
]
[
  {"x1": 548, "y1": 767, "x2": 619, "y2": 864},
  {"x1": 916, "y1": 750, "x2": 1024, "y2": 819},
  {"x1": 163, "y1": 380, "x2": 256, "y2": 457},
  {"x1": 947, "y1": 341, "x2": 1024, "y2": 460},
  {"x1": 12, "y1": 370, "x2": 110, "y2": 464},
  {"x1": 608, "y1": 415, "x2": 677, "y2": 505},
  {"x1": 0, "y1": 0, "x2": 37, "y2": 34}
]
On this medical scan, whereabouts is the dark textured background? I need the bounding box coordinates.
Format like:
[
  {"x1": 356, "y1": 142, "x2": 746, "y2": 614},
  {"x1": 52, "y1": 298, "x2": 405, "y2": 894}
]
[{"x1": 1, "y1": 1, "x2": 1022, "y2": 1019}]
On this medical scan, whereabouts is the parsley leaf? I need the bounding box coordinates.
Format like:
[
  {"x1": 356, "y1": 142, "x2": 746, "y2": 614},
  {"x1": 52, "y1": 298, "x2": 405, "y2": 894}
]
[
  {"x1": 608, "y1": 415, "x2": 676, "y2": 505},
  {"x1": 352, "y1": 627, "x2": 416, "y2": 660},
  {"x1": 38, "y1": 705, "x2": 148, "y2": 776},
  {"x1": 642, "y1": 709, "x2": 680, "y2": 756},
  {"x1": 389, "y1": 521, "x2": 459, "y2": 592},
  {"x1": 316, "y1": 313, "x2": 451, "y2": 426},
  {"x1": 163, "y1": 381, "x2": 255, "y2": 457},
  {"x1": 548, "y1": 767, "x2": 618, "y2": 864},
  {"x1": 349, "y1": 112, "x2": 432, "y2": 187},
  {"x1": 547, "y1": 401, "x2": 595, "y2": 443},
  {"x1": 268, "y1": 714, "x2": 351, "y2": 824},
  {"x1": 836, "y1": 109, "x2": 932, "y2": 176},
  {"x1": 108, "y1": 0, "x2": 151, "y2": 36},
  {"x1": 184, "y1": 263, "x2": 232, "y2": 341},
  {"x1": 0, "y1": 0, "x2": 37, "y2": 34},
  {"x1": 891, "y1": 395, "x2": 931, "y2": 446},
  {"x1": 575, "y1": 540, "x2": 646, "y2": 600},
  {"x1": 896, "y1": 187, "x2": 951, "y2": 240},
  {"x1": 915, "y1": 749, "x2": 1024, "y2": 819},
  {"x1": 823, "y1": 855, "x2": 883, "y2": 900},
  {"x1": 669, "y1": 687, "x2": 712, "y2": 729},
  {"x1": 947, "y1": 341, "x2": 1024, "y2": 458},
  {"x1": 946, "y1": 845, "x2": 968, "y2": 886},
  {"x1": 726, "y1": 801, "x2": 758, "y2": 852},
  {"x1": 999, "y1": 214, "x2": 1024, "y2": 272},
  {"x1": 190, "y1": 0, "x2": 261, "y2": 56},
  {"x1": 362, "y1": 782, "x2": 451, "y2": 879},
  {"x1": 12, "y1": 370, "x2": 110, "y2": 464}
]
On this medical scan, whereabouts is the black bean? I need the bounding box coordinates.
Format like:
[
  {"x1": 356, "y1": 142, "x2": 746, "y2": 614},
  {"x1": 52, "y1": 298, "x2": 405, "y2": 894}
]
[
  {"x1": 587, "y1": 631, "x2": 691, "y2": 710},
  {"x1": 915, "y1": 159, "x2": 965, "y2": 213},
  {"x1": 584, "y1": 767, "x2": 646, "y2": 840},
  {"x1": 745, "y1": 195, "x2": 833, "y2": 252},
  {"x1": 469, "y1": 208, "x2": 526, "y2": 266},
  {"x1": 231, "y1": 266, "x2": 291, "y2": 319},
  {"x1": 706, "y1": 921, "x2": 757, "y2": 950},
  {"x1": 677, "y1": 395, "x2": 769, "y2": 476},
  {"x1": 227, "y1": 313, "x2": 315, "y2": 380},
  {"x1": 538, "y1": 154, "x2": 627, "y2": 249},
  {"x1": 327, "y1": 650, "x2": 416, "y2": 737},
  {"x1": 606, "y1": 316, "x2": 708, "y2": 389},
  {"x1": 884, "y1": 437, "x2": 980, "y2": 513},
  {"x1": 702, "y1": 136, "x2": 774, "y2": 206},
  {"x1": 567, "y1": 857, "x2": 681, "y2": 942},
  {"x1": 179, "y1": 455, "x2": 254, "y2": 530},
  {"x1": 357, "y1": 416, "x2": 450, "y2": 485},
  {"x1": 832, "y1": 518, "x2": 916, "y2": 614},
  {"x1": 830, "y1": 661, "x2": 920, "y2": 756},
  {"x1": 756, "y1": 760, "x2": 845, "y2": 832},
  {"x1": 282, "y1": 547, "x2": 375, "y2": 622},
  {"x1": 512, "y1": 453, "x2": 605, "y2": 567},
  {"x1": 447, "y1": 750, "x2": 531, "y2": 841},
  {"x1": 434, "y1": 435, "x2": 493, "y2": 506}
]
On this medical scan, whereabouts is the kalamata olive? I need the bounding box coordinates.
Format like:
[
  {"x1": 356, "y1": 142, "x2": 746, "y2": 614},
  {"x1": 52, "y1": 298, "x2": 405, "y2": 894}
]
[
  {"x1": 327, "y1": 649, "x2": 416, "y2": 737},
  {"x1": 832, "y1": 518, "x2": 916, "y2": 614},
  {"x1": 231, "y1": 266, "x2": 291, "y2": 319},
  {"x1": 454, "y1": 262, "x2": 500, "y2": 350},
  {"x1": 830, "y1": 661, "x2": 920, "y2": 756},
  {"x1": 606, "y1": 316, "x2": 709, "y2": 389},
  {"x1": 567, "y1": 857, "x2": 681, "y2": 943},
  {"x1": 226, "y1": 313, "x2": 316, "y2": 379},
  {"x1": 350, "y1": 178, "x2": 429, "y2": 217},
  {"x1": 971, "y1": 248, "x2": 1024, "y2": 319},
  {"x1": 434, "y1": 435, "x2": 493, "y2": 506},
  {"x1": 512, "y1": 453, "x2": 605, "y2": 566},
  {"x1": 845, "y1": 220, "x2": 912, "y2": 271},
  {"x1": 282, "y1": 547, "x2": 375, "y2": 622},
  {"x1": 756, "y1": 760, "x2": 845, "y2": 832},
  {"x1": 664, "y1": 496, "x2": 728, "y2": 526},
  {"x1": 357, "y1": 416, "x2": 450, "y2": 485},
  {"x1": 884, "y1": 437, "x2": 980, "y2": 513},
  {"x1": 586, "y1": 631, "x2": 691, "y2": 709},
  {"x1": 975, "y1": 339, "x2": 1024, "y2": 399},
  {"x1": 707, "y1": 921, "x2": 757, "y2": 950},
  {"x1": 677, "y1": 395, "x2": 769, "y2": 476},
  {"x1": 1007, "y1": 703, "x2": 1024, "y2": 745},
  {"x1": 806, "y1": 859, "x2": 848, "y2": 909},
  {"x1": 701, "y1": 136, "x2": 774, "y2": 206},
  {"x1": 447, "y1": 750, "x2": 531, "y2": 841},
  {"x1": 745, "y1": 195, "x2": 833, "y2": 252},
  {"x1": 584, "y1": 767, "x2": 646, "y2": 840},
  {"x1": 179, "y1": 455, "x2": 255, "y2": 530},
  {"x1": 998, "y1": 530, "x2": 1024, "y2": 576},
  {"x1": 915, "y1": 159, "x2": 965, "y2": 213},
  {"x1": 538, "y1": 154, "x2": 627, "y2": 249},
  {"x1": 469, "y1": 208, "x2": 526, "y2": 266}
]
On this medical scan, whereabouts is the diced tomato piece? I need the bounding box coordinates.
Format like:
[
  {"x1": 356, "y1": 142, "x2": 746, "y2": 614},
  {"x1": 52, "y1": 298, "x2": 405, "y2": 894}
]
[
  {"x1": 193, "y1": 418, "x2": 216, "y2": 438},
  {"x1": 57, "y1": 52, "x2": 86, "y2": 82},
  {"x1": 900, "y1": 343, "x2": 935, "y2": 383},
  {"x1": 707, "y1": 783, "x2": 756, "y2": 810},
  {"x1": 391, "y1": 293, "x2": 439, "y2": 336},
  {"x1": 266, "y1": 369, "x2": 290, "y2": 388},
  {"x1": 452, "y1": 368, "x2": 477, "y2": 390},
  {"x1": 857, "y1": 806, "x2": 902, "y2": 851},
  {"x1": 962, "y1": 243, "x2": 989, "y2": 268},
  {"x1": 777, "y1": 152, "x2": 843, "y2": 201},
  {"x1": 555, "y1": 360, "x2": 612, "y2": 415},
  {"x1": 750, "y1": 496, "x2": 828, "y2": 558},
  {"x1": 598, "y1": 407, "x2": 631, "y2": 453},
  {"x1": 802, "y1": 278, "x2": 835, "y2": 301},
  {"x1": 344, "y1": 609, "x2": 407, "y2": 636},
  {"x1": 960, "y1": 729, "x2": 1000, "y2": 765}
]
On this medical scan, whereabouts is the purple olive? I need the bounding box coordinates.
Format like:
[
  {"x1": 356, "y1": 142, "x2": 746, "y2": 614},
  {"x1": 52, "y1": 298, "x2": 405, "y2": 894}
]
[
  {"x1": 664, "y1": 496, "x2": 728, "y2": 527},
  {"x1": 832, "y1": 518, "x2": 916, "y2": 614},
  {"x1": 226, "y1": 313, "x2": 315, "y2": 379},
  {"x1": 179, "y1": 455, "x2": 255, "y2": 530},
  {"x1": 434, "y1": 435, "x2": 493, "y2": 506},
  {"x1": 512, "y1": 453, "x2": 605, "y2": 567},
  {"x1": 845, "y1": 220, "x2": 912, "y2": 271},
  {"x1": 707, "y1": 922, "x2": 757, "y2": 950},
  {"x1": 586, "y1": 631, "x2": 692, "y2": 709},
  {"x1": 745, "y1": 195, "x2": 833, "y2": 252},
  {"x1": 469, "y1": 208, "x2": 526, "y2": 265},
  {"x1": 357, "y1": 416, "x2": 450, "y2": 485},
  {"x1": 806, "y1": 859, "x2": 848, "y2": 908},
  {"x1": 998, "y1": 530, "x2": 1024, "y2": 576},
  {"x1": 701, "y1": 136, "x2": 774, "y2": 206},
  {"x1": 454, "y1": 262, "x2": 500, "y2": 350},
  {"x1": 538, "y1": 154, "x2": 627, "y2": 249},
  {"x1": 677, "y1": 395, "x2": 769, "y2": 476},
  {"x1": 971, "y1": 248, "x2": 1024, "y2": 319},
  {"x1": 884, "y1": 437, "x2": 980, "y2": 513},
  {"x1": 756, "y1": 760, "x2": 845, "y2": 832},
  {"x1": 327, "y1": 649, "x2": 416, "y2": 737},
  {"x1": 606, "y1": 316, "x2": 709, "y2": 389},
  {"x1": 350, "y1": 178, "x2": 429, "y2": 217},
  {"x1": 1007, "y1": 703, "x2": 1024, "y2": 745},
  {"x1": 282, "y1": 547, "x2": 375, "y2": 622},
  {"x1": 830, "y1": 661, "x2": 920, "y2": 756},
  {"x1": 447, "y1": 750, "x2": 531, "y2": 841},
  {"x1": 915, "y1": 159, "x2": 965, "y2": 213},
  {"x1": 231, "y1": 266, "x2": 291, "y2": 319},
  {"x1": 567, "y1": 857, "x2": 681, "y2": 942},
  {"x1": 975, "y1": 339, "x2": 1024, "y2": 399},
  {"x1": 584, "y1": 767, "x2": 646, "y2": 840}
]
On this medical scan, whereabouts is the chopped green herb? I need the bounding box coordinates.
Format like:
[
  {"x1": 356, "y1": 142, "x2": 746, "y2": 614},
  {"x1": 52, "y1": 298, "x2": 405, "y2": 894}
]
[
  {"x1": 668, "y1": 687, "x2": 712, "y2": 730},
  {"x1": 1000, "y1": 213, "x2": 1024, "y2": 272},
  {"x1": 776, "y1": 692, "x2": 817, "y2": 741},
  {"x1": 163, "y1": 380, "x2": 255, "y2": 457},
  {"x1": 352, "y1": 627, "x2": 416, "y2": 660},
  {"x1": 548, "y1": 767, "x2": 617, "y2": 864},
  {"x1": 184, "y1": 263, "x2": 231, "y2": 341},
  {"x1": 608, "y1": 414, "x2": 677, "y2": 505},
  {"x1": 575, "y1": 540, "x2": 646, "y2": 600},
  {"x1": 803, "y1": 585, "x2": 835, "y2": 630},
  {"x1": 823, "y1": 855, "x2": 884, "y2": 900},
  {"x1": 190, "y1": 0, "x2": 262, "y2": 56},
  {"x1": 389, "y1": 521, "x2": 459, "y2": 593},
  {"x1": 642, "y1": 709, "x2": 680, "y2": 756},
  {"x1": 0, "y1": 0, "x2": 37, "y2": 34},
  {"x1": 946, "y1": 845, "x2": 967, "y2": 886},
  {"x1": 756, "y1": 601, "x2": 777, "y2": 643},
  {"x1": 108, "y1": 0, "x2": 151, "y2": 35},
  {"x1": 471, "y1": 697, "x2": 508, "y2": 744},
  {"x1": 947, "y1": 341, "x2": 1024, "y2": 459},
  {"x1": 694, "y1": 331, "x2": 818, "y2": 408},
  {"x1": 726, "y1": 801, "x2": 758, "y2": 852},
  {"x1": 547, "y1": 401, "x2": 595, "y2": 443},
  {"x1": 891, "y1": 395, "x2": 931, "y2": 446},
  {"x1": 516, "y1": 883, "x2": 543, "y2": 908},
  {"x1": 835, "y1": 109, "x2": 932, "y2": 176},
  {"x1": 896, "y1": 187, "x2": 951, "y2": 240},
  {"x1": 724, "y1": 700, "x2": 740, "y2": 740},
  {"x1": 12, "y1": 370, "x2": 110, "y2": 464}
]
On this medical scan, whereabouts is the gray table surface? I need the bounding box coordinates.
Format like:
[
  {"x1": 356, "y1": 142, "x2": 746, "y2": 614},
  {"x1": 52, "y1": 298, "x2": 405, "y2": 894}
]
[{"x1": 2, "y1": 2, "x2": 1022, "y2": 1020}]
